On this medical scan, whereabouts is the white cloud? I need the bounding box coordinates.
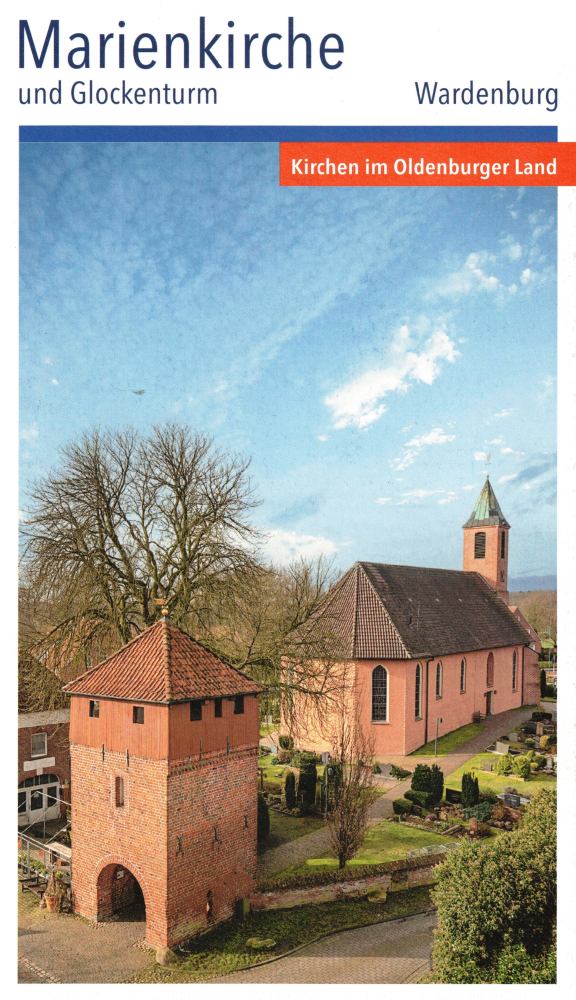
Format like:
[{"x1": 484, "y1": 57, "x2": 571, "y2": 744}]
[
  {"x1": 433, "y1": 251, "x2": 501, "y2": 298},
  {"x1": 51, "y1": 377, "x2": 59, "y2": 386},
  {"x1": 488, "y1": 437, "x2": 504, "y2": 446},
  {"x1": 498, "y1": 473, "x2": 518, "y2": 484},
  {"x1": 42, "y1": 355, "x2": 54, "y2": 367},
  {"x1": 501, "y1": 446, "x2": 525, "y2": 458},
  {"x1": 317, "y1": 434, "x2": 329, "y2": 442},
  {"x1": 501, "y1": 236, "x2": 523, "y2": 261},
  {"x1": 462, "y1": 484, "x2": 475, "y2": 491},
  {"x1": 261, "y1": 528, "x2": 338, "y2": 565},
  {"x1": 325, "y1": 324, "x2": 458, "y2": 431},
  {"x1": 378, "y1": 487, "x2": 458, "y2": 507},
  {"x1": 492, "y1": 408, "x2": 512, "y2": 420},
  {"x1": 474, "y1": 450, "x2": 490, "y2": 462},
  {"x1": 392, "y1": 425, "x2": 456, "y2": 471},
  {"x1": 21, "y1": 422, "x2": 39, "y2": 443},
  {"x1": 520, "y1": 267, "x2": 536, "y2": 286}
]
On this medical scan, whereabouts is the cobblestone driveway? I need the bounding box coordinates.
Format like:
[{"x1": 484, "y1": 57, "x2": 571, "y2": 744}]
[{"x1": 211, "y1": 911, "x2": 436, "y2": 983}]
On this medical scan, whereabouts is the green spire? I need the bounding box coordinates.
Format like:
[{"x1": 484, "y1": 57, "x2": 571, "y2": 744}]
[{"x1": 463, "y1": 477, "x2": 510, "y2": 528}]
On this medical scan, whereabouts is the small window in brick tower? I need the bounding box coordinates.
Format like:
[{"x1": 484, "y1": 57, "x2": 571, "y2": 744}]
[
  {"x1": 31, "y1": 733, "x2": 47, "y2": 758},
  {"x1": 115, "y1": 776, "x2": 124, "y2": 807},
  {"x1": 214, "y1": 698, "x2": 223, "y2": 718},
  {"x1": 500, "y1": 531, "x2": 506, "y2": 559},
  {"x1": 474, "y1": 531, "x2": 486, "y2": 558},
  {"x1": 190, "y1": 699, "x2": 202, "y2": 721},
  {"x1": 234, "y1": 695, "x2": 245, "y2": 715},
  {"x1": 89, "y1": 699, "x2": 100, "y2": 718},
  {"x1": 132, "y1": 706, "x2": 145, "y2": 724}
]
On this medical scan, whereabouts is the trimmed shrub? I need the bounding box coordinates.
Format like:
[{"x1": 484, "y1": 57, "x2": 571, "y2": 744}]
[
  {"x1": 278, "y1": 735, "x2": 294, "y2": 751},
  {"x1": 430, "y1": 763, "x2": 444, "y2": 804},
  {"x1": 291, "y1": 750, "x2": 320, "y2": 768},
  {"x1": 405, "y1": 788, "x2": 434, "y2": 809},
  {"x1": 297, "y1": 760, "x2": 317, "y2": 814},
  {"x1": 464, "y1": 801, "x2": 493, "y2": 822},
  {"x1": 480, "y1": 789, "x2": 499, "y2": 804},
  {"x1": 461, "y1": 772, "x2": 480, "y2": 807},
  {"x1": 411, "y1": 763, "x2": 433, "y2": 793},
  {"x1": 540, "y1": 669, "x2": 547, "y2": 698},
  {"x1": 392, "y1": 797, "x2": 413, "y2": 816},
  {"x1": 495, "y1": 755, "x2": 513, "y2": 776},
  {"x1": 512, "y1": 755, "x2": 531, "y2": 780},
  {"x1": 372, "y1": 762, "x2": 382, "y2": 774},
  {"x1": 257, "y1": 793, "x2": 270, "y2": 845},
  {"x1": 284, "y1": 770, "x2": 297, "y2": 809}
]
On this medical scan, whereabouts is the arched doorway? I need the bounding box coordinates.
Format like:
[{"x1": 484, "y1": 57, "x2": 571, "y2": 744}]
[{"x1": 96, "y1": 863, "x2": 146, "y2": 924}]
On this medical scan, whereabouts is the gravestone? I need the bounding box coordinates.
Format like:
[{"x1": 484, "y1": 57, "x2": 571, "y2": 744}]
[
  {"x1": 535, "y1": 722, "x2": 545, "y2": 737},
  {"x1": 495, "y1": 741, "x2": 510, "y2": 754},
  {"x1": 509, "y1": 732, "x2": 518, "y2": 741}
]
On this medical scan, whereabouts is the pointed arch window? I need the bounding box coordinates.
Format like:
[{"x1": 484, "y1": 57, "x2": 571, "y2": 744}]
[
  {"x1": 512, "y1": 650, "x2": 518, "y2": 691},
  {"x1": 415, "y1": 663, "x2": 422, "y2": 719},
  {"x1": 372, "y1": 666, "x2": 388, "y2": 722},
  {"x1": 486, "y1": 652, "x2": 494, "y2": 687},
  {"x1": 460, "y1": 658, "x2": 466, "y2": 693},
  {"x1": 435, "y1": 662, "x2": 443, "y2": 699}
]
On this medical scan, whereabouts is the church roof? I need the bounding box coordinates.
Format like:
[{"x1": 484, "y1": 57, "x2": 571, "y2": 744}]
[
  {"x1": 463, "y1": 476, "x2": 510, "y2": 528},
  {"x1": 64, "y1": 619, "x2": 262, "y2": 704},
  {"x1": 300, "y1": 562, "x2": 530, "y2": 661}
]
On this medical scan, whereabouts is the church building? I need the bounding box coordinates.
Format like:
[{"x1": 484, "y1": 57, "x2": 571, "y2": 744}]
[{"x1": 285, "y1": 478, "x2": 540, "y2": 756}]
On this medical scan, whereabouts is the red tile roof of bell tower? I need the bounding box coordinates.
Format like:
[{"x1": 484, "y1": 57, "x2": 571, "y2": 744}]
[{"x1": 64, "y1": 619, "x2": 262, "y2": 704}]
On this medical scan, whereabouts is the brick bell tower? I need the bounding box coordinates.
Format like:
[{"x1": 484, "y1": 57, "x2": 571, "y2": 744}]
[
  {"x1": 65, "y1": 616, "x2": 262, "y2": 960},
  {"x1": 463, "y1": 476, "x2": 510, "y2": 601}
]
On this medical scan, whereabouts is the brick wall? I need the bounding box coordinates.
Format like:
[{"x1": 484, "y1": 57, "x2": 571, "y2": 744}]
[{"x1": 166, "y1": 747, "x2": 259, "y2": 944}]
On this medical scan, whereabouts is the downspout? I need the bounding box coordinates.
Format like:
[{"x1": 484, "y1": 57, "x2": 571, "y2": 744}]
[
  {"x1": 521, "y1": 645, "x2": 525, "y2": 705},
  {"x1": 424, "y1": 656, "x2": 434, "y2": 746}
]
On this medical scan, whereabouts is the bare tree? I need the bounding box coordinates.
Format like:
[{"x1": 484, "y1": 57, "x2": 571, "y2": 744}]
[
  {"x1": 20, "y1": 424, "x2": 259, "y2": 672},
  {"x1": 209, "y1": 556, "x2": 347, "y2": 722},
  {"x1": 326, "y1": 712, "x2": 378, "y2": 869}
]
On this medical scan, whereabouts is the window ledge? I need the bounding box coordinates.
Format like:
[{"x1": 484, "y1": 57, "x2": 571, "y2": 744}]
[{"x1": 371, "y1": 719, "x2": 389, "y2": 725}]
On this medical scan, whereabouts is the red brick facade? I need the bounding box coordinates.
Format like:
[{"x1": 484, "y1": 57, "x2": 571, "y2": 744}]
[
  {"x1": 67, "y1": 622, "x2": 261, "y2": 952},
  {"x1": 18, "y1": 711, "x2": 71, "y2": 824}
]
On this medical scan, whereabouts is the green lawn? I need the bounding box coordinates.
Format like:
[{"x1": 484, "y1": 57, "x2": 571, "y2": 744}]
[
  {"x1": 264, "y1": 809, "x2": 325, "y2": 850},
  {"x1": 445, "y1": 753, "x2": 557, "y2": 796},
  {"x1": 411, "y1": 722, "x2": 483, "y2": 756},
  {"x1": 271, "y1": 820, "x2": 452, "y2": 880},
  {"x1": 134, "y1": 886, "x2": 433, "y2": 983}
]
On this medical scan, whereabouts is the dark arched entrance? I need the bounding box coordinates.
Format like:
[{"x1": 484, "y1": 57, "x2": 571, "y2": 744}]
[{"x1": 96, "y1": 863, "x2": 146, "y2": 924}]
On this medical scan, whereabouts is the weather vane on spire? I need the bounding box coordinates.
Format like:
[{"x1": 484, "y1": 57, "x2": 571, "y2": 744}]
[{"x1": 485, "y1": 451, "x2": 491, "y2": 477}]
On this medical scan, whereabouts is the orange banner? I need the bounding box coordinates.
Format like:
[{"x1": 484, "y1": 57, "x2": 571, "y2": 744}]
[{"x1": 279, "y1": 142, "x2": 576, "y2": 186}]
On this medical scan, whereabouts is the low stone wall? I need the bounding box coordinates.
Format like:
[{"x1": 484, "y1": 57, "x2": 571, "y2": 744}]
[{"x1": 250, "y1": 855, "x2": 442, "y2": 912}]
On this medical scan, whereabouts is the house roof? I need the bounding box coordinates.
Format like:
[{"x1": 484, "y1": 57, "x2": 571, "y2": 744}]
[
  {"x1": 18, "y1": 709, "x2": 70, "y2": 729},
  {"x1": 64, "y1": 619, "x2": 262, "y2": 704},
  {"x1": 463, "y1": 477, "x2": 510, "y2": 528},
  {"x1": 301, "y1": 561, "x2": 531, "y2": 661}
]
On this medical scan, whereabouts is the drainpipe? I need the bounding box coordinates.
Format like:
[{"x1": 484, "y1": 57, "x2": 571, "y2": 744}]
[
  {"x1": 424, "y1": 656, "x2": 434, "y2": 746},
  {"x1": 521, "y1": 645, "x2": 525, "y2": 705}
]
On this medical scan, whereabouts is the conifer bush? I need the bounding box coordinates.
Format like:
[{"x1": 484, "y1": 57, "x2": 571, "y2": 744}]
[{"x1": 284, "y1": 770, "x2": 297, "y2": 810}]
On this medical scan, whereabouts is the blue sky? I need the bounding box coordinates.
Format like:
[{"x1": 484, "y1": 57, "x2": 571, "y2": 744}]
[{"x1": 20, "y1": 142, "x2": 556, "y2": 583}]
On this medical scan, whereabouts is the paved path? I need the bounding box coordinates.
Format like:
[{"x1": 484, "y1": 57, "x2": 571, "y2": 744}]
[
  {"x1": 211, "y1": 911, "x2": 436, "y2": 983},
  {"x1": 258, "y1": 705, "x2": 535, "y2": 871},
  {"x1": 18, "y1": 894, "x2": 152, "y2": 984}
]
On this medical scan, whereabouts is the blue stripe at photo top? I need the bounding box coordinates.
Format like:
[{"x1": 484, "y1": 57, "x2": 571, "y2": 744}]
[{"x1": 20, "y1": 126, "x2": 558, "y2": 142}]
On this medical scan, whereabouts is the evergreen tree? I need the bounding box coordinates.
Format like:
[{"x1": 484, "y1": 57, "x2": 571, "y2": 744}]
[
  {"x1": 540, "y1": 669, "x2": 547, "y2": 698},
  {"x1": 411, "y1": 763, "x2": 433, "y2": 792},
  {"x1": 284, "y1": 770, "x2": 296, "y2": 809},
  {"x1": 430, "y1": 764, "x2": 444, "y2": 804}
]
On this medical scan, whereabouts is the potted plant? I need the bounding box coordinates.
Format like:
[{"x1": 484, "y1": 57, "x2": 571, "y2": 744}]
[{"x1": 43, "y1": 870, "x2": 63, "y2": 913}]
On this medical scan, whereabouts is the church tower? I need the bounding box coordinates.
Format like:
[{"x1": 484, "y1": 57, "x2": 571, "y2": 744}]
[
  {"x1": 463, "y1": 477, "x2": 510, "y2": 601},
  {"x1": 65, "y1": 618, "x2": 262, "y2": 960}
]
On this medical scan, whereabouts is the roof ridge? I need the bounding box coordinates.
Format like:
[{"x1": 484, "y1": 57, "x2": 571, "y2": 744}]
[
  {"x1": 351, "y1": 564, "x2": 360, "y2": 659},
  {"x1": 162, "y1": 620, "x2": 174, "y2": 701},
  {"x1": 357, "y1": 563, "x2": 412, "y2": 658}
]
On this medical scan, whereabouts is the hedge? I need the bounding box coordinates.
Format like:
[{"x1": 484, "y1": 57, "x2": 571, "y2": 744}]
[
  {"x1": 256, "y1": 853, "x2": 448, "y2": 893},
  {"x1": 393, "y1": 797, "x2": 413, "y2": 816},
  {"x1": 405, "y1": 788, "x2": 434, "y2": 809}
]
